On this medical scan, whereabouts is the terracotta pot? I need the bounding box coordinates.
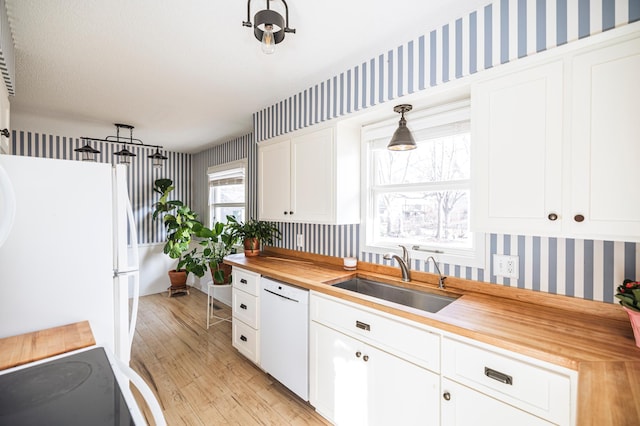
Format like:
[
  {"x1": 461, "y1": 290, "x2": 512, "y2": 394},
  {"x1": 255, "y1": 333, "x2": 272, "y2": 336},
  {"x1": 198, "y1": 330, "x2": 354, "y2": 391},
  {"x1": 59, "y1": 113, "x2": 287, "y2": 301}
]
[
  {"x1": 211, "y1": 262, "x2": 232, "y2": 284},
  {"x1": 243, "y1": 238, "x2": 260, "y2": 257},
  {"x1": 168, "y1": 269, "x2": 188, "y2": 288},
  {"x1": 623, "y1": 306, "x2": 640, "y2": 348}
]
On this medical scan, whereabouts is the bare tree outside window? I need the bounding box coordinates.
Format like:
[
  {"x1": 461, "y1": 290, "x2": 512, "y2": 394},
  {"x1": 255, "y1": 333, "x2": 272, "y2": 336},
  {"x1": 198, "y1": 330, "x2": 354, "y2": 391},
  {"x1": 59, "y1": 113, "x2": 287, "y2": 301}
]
[{"x1": 371, "y1": 129, "x2": 471, "y2": 250}]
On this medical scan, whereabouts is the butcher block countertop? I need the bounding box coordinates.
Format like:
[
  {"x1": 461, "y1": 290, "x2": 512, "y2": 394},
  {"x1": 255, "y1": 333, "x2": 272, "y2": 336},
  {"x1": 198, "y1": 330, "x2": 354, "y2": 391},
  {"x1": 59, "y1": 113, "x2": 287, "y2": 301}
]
[
  {"x1": 0, "y1": 321, "x2": 96, "y2": 370},
  {"x1": 225, "y1": 247, "x2": 640, "y2": 426}
]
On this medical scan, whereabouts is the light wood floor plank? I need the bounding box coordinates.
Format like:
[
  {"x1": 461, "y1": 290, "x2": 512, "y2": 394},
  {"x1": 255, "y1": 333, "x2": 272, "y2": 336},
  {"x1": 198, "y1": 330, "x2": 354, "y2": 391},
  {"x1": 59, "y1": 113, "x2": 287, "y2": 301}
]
[{"x1": 131, "y1": 290, "x2": 329, "y2": 425}]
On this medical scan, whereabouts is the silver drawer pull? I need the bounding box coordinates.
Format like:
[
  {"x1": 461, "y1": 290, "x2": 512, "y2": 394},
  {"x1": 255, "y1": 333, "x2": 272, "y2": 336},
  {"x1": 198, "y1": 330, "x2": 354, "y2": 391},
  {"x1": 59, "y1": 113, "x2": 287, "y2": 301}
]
[
  {"x1": 240, "y1": 303, "x2": 248, "y2": 310},
  {"x1": 356, "y1": 320, "x2": 370, "y2": 331},
  {"x1": 240, "y1": 278, "x2": 248, "y2": 284},
  {"x1": 484, "y1": 367, "x2": 513, "y2": 385}
]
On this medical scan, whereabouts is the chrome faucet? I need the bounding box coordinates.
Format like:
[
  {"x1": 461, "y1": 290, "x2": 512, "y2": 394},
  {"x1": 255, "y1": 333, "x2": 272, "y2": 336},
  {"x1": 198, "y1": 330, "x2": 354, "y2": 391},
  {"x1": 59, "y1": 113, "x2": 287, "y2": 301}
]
[
  {"x1": 425, "y1": 256, "x2": 446, "y2": 289},
  {"x1": 384, "y1": 245, "x2": 411, "y2": 282}
]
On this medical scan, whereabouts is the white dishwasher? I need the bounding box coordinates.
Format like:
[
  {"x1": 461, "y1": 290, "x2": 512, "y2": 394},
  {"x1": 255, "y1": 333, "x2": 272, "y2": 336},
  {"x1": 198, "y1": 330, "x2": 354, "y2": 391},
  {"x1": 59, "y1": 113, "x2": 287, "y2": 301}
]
[{"x1": 260, "y1": 277, "x2": 309, "y2": 401}]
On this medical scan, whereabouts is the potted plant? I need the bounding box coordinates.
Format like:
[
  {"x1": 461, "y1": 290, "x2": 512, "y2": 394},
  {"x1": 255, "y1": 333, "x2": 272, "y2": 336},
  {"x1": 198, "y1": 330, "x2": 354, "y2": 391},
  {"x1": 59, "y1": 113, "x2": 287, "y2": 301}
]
[
  {"x1": 226, "y1": 215, "x2": 281, "y2": 257},
  {"x1": 152, "y1": 178, "x2": 207, "y2": 288},
  {"x1": 194, "y1": 221, "x2": 238, "y2": 284},
  {"x1": 615, "y1": 279, "x2": 640, "y2": 348}
]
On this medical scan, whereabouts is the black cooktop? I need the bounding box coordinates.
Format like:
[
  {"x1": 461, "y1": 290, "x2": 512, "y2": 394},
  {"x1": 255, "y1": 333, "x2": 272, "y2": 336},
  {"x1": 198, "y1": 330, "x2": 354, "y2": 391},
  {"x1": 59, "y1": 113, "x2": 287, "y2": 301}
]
[{"x1": 0, "y1": 347, "x2": 135, "y2": 425}]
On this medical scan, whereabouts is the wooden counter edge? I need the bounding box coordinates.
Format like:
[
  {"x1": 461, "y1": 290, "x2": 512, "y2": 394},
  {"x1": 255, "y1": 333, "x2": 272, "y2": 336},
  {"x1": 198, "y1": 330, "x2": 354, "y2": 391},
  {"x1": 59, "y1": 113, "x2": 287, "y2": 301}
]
[{"x1": 0, "y1": 321, "x2": 96, "y2": 370}]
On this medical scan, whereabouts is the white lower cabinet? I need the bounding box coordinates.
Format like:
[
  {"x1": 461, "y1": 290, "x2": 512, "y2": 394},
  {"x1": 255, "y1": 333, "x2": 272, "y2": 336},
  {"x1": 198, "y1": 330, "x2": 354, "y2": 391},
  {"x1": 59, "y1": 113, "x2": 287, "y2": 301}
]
[
  {"x1": 310, "y1": 322, "x2": 439, "y2": 426},
  {"x1": 441, "y1": 336, "x2": 575, "y2": 426},
  {"x1": 309, "y1": 292, "x2": 440, "y2": 425},
  {"x1": 441, "y1": 378, "x2": 553, "y2": 425},
  {"x1": 231, "y1": 267, "x2": 261, "y2": 364}
]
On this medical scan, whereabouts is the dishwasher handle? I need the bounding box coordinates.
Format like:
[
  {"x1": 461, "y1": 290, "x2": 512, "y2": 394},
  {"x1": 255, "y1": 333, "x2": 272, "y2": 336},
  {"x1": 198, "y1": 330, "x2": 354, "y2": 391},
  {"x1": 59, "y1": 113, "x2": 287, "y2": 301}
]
[{"x1": 263, "y1": 287, "x2": 300, "y2": 303}]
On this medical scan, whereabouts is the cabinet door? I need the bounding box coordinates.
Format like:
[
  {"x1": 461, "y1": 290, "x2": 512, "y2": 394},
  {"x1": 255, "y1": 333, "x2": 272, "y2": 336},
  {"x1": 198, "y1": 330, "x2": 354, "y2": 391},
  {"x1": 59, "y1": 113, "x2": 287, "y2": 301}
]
[
  {"x1": 569, "y1": 37, "x2": 640, "y2": 240},
  {"x1": 310, "y1": 322, "x2": 439, "y2": 426},
  {"x1": 441, "y1": 378, "x2": 553, "y2": 426},
  {"x1": 472, "y1": 61, "x2": 563, "y2": 236},
  {"x1": 291, "y1": 127, "x2": 335, "y2": 223},
  {"x1": 258, "y1": 138, "x2": 291, "y2": 221}
]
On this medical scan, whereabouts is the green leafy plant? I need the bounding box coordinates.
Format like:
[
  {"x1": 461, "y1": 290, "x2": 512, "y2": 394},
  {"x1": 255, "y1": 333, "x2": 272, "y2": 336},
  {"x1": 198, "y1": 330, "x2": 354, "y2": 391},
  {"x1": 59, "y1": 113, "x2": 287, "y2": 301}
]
[
  {"x1": 616, "y1": 279, "x2": 640, "y2": 312},
  {"x1": 226, "y1": 215, "x2": 281, "y2": 254},
  {"x1": 194, "y1": 221, "x2": 238, "y2": 283},
  {"x1": 152, "y1": 178, "x2": 206, "y2": 277}
]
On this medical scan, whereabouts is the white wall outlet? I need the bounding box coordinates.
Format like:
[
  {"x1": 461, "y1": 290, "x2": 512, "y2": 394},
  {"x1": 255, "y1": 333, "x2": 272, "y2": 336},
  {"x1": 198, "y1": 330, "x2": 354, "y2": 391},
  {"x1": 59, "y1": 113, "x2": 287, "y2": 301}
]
[
  {"x1": 493, "y1": 254, "x2": 519, "y2": 279},
  {"x1": 296, "y1": 234, "x2": 304, "y2": 249}
]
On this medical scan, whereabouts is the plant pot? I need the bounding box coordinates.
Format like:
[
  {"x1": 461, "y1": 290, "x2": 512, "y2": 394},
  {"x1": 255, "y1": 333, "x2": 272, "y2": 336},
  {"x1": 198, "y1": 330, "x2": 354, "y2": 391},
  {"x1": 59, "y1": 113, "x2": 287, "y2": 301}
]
[
  {"x1": 243, "y1": 237, "x2": 260, "y2": 257},
  {"x1": 211, "y1": 262, "x2": 232, "y2": 284},
  {"x1": 623, "y1": 306, "x2": 640, "y2": 348},
  {"x1": 168, "y1": 269, "x2": 188, "y2": 288}
]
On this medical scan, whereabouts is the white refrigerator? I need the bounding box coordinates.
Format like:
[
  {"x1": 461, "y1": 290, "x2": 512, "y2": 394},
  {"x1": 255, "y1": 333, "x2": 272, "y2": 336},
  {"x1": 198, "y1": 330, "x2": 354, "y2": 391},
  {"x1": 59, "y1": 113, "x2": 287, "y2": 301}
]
[{"x1": 0, "y1": 154, "x2": 140, "y2": 364}]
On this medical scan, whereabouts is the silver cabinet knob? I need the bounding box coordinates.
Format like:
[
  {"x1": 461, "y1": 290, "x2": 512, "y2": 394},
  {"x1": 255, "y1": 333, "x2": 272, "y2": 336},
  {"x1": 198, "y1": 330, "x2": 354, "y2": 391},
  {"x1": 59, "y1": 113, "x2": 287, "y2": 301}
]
[
  {"x1": 355, "y1": 351, "x2": 361, "y2": 358},
  {"x1": 443, "y1": 392, "x2": 451, "y2": 401},
  {"x1": 363, "y1": 355, "x2": 369, "y2": 362},
  {"x1": 548, "y1": 213, "x2": 558, "y2": 221}
]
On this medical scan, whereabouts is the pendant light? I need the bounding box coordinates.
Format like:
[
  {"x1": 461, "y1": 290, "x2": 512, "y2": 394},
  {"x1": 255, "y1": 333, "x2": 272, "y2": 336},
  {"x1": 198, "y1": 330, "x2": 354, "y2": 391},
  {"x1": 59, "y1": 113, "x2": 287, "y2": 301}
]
[
  {"x1": 148, "y1": 148, "x2": 168, "y2": 169},
  {"x1": 243, "y1": 0, "x2": 296, "y2": 55},
  {"x1": 387, "y1": 104, "x2": 417, "y2": 151},
  {"x1": 75, "y1": 139, "x2": 100, "y2": 162}
]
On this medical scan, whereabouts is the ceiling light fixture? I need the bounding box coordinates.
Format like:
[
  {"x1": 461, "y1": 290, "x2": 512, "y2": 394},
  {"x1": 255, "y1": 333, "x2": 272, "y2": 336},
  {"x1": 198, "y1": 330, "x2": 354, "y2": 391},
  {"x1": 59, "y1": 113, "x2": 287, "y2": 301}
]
[
  {"x1": 387, "y1": 104, "x2": 417, "y2": 151},
  {"x1": 75, "y1": 123, "x2": 168, "y2": 167},
  {"x1": 242, "y1": 0, "x2": 296, "y2": 55}
]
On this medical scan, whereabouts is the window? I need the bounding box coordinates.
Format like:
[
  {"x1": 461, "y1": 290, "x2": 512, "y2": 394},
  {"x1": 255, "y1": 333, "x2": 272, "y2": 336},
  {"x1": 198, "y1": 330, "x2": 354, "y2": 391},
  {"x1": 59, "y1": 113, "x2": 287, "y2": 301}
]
[
  {"x1": 207, "y1": 160, "x2": 247, "y2": 227},
  {"x1": 362, "y1": 101, "x2": 485, "y2": 267}
]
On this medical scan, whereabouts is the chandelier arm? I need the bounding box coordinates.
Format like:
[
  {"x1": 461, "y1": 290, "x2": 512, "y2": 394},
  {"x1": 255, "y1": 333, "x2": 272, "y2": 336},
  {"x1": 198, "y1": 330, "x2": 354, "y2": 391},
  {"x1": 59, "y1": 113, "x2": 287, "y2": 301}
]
[
  {"x1": 281, "y1": 0, "x2": 295, "y2": 33},
  {"x1": 242, "y1": 0, "x2": 253, "y2": 27}
]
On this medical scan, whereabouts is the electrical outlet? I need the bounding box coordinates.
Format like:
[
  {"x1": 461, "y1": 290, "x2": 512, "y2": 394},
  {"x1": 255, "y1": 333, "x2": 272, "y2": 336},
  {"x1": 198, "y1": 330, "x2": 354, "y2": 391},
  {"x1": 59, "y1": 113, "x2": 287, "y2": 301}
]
[
  {"x1": 296, "y1": 234, "x2": 304, "y2": 249},
  {"x1": 493, "y1": 254, "x2": 519, "y2": 279}
]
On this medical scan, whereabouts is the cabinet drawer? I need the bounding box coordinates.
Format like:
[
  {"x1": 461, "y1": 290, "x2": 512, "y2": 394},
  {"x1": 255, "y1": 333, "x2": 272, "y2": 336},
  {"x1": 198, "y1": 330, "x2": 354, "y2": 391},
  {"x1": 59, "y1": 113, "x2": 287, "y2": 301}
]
[
  {"x1": 310, "y1": 292, "x2": 440, "y2": 373},
  {"x1": 442, "y1": 337, "x2": 572, "y2": 425},
  {"x1": 232, "y1": 289, "x2": 259, "y2": 329},
  {"x1": 232, "y1": 267, "x2": 261, "y2": 296},
  {"x1": 232, "y1": 320, "x2": 259, "y2": 364}
]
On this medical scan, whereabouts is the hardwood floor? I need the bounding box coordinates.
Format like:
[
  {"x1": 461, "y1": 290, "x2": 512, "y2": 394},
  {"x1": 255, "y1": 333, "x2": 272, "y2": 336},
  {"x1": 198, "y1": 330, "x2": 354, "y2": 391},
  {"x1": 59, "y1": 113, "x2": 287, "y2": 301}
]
[{"x1": 130, "y1": 289, "x2": 329, "y2": 426}]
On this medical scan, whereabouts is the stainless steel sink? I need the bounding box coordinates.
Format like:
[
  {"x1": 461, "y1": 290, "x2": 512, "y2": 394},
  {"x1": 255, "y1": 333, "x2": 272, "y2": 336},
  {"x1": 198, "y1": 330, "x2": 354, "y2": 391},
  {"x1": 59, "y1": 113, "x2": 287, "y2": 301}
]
[{"x1": 332, "y1": 278, "x2": 458, "y2": 314}]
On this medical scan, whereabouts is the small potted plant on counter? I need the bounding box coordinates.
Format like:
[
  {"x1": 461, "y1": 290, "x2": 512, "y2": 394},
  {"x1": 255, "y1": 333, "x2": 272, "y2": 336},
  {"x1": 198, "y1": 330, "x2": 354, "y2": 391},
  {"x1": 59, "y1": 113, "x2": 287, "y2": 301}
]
[
  {"x1": 152, "y1": 178, "x2": 206, "y2": 293},
  {"x1": 616, "y1": 279, "x2": 640, "y2": 348},
  {"x1": 194, "y1": 221, "x2": 238, "y2": 284},
  {"x1": 226, "y1": 215, "x2": 281, "y2": 257}
]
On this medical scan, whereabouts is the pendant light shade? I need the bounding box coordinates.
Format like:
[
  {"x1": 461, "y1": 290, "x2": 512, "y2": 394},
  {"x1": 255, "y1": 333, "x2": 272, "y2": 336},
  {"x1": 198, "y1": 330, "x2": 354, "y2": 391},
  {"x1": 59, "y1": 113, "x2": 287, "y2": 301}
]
[
  {"x1": 75, "y1": 140, "x2": 100, "y2": 162},
  {"x1": 148, "y1": 149, "x2": 168, "y2": 169},
  {"x1": 387, "y1": 104, "x2": 416, "y2": 151},
  {"x1": 114, "y1": 147, "x2": 136, "y2": 165}
]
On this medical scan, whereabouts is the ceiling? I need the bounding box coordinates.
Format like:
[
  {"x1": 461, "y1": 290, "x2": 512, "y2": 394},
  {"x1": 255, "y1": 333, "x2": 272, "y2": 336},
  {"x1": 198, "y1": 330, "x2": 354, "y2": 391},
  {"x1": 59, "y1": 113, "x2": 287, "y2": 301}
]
[{"x1": 6, "y1": 0, "x2": 489, "y2": 153}]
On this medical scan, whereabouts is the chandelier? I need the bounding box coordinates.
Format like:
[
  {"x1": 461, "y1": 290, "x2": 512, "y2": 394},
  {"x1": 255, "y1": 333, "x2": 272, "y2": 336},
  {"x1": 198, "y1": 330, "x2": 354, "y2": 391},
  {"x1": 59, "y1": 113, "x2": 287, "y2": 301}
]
[{"x1": 75, "y1": 123, "x2": 168, "y2": 168}]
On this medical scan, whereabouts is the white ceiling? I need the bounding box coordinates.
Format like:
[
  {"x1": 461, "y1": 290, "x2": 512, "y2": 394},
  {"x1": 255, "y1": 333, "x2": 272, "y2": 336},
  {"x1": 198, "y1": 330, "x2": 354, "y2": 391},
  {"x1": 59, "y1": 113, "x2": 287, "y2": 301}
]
[{"x1": 6, "y1": 0, "x2": 489, "y2": 153}]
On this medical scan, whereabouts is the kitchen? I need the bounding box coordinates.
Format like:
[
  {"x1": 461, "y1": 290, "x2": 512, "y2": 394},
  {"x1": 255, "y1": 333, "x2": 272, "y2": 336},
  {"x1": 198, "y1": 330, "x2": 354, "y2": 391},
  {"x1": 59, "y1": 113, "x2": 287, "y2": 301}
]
[{"x1": 1, "y1": 0, "x2": 640, "y2": 425}]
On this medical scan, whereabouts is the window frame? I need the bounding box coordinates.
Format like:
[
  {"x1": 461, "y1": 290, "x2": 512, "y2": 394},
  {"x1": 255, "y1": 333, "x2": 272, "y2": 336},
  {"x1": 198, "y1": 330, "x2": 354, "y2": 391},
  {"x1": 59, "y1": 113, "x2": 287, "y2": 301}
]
[
  {"x1": 360, "y1": 100, "x2": 486, "y2": 269},
  {"x1": 206, "y1": 159, "x2": 248, "y2": 228}
]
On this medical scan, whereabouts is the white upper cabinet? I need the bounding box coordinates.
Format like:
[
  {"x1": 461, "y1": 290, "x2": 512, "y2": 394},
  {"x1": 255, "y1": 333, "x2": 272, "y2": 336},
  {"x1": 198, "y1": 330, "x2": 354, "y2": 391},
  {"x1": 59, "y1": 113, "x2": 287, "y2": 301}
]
[
  {"x1": 472, "y1": 60, "x2": 564, "y2": 237},
  {"x1": 472, "y1": 27, "x2": 640, "y2": 242},
  {"x1": 258, "y1": 124, "x2": 360, "y2": 224},
  {"x1": 568, "y1": 36, "x2": 640, "y2": 240}
]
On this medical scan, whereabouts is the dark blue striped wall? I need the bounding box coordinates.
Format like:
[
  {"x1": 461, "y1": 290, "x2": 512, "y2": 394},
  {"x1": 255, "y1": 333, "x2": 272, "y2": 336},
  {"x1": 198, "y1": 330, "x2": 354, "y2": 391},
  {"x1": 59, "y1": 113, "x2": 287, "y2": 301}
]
[
  {"x1": 254, "y1": 0, "x2": 640, "y2": 141},
  {"x1": 245, "y1": 0, "x2": 640, "y2": 304},
  {"x1": 11, "y1": 130, "x2": 191, "y2": 245},
  {"x1": 191, "y1": 133, "x2": 256, "y2": 221}
]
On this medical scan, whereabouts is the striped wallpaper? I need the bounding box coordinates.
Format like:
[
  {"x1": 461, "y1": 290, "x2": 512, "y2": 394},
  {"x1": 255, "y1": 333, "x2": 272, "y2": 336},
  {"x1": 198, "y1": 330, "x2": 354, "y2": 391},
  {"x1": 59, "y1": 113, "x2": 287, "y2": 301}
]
[
  {"x1": 229, "y1": 0, "x2": 640, "y2": 304},
  {"x1": 253, "y1": 0, "x2": 640, "y2": 142},
  {"x1": 11, "y1": 130, "x2": 191, "y2": 245},
  {"x1": 191, "y1": 133, "x2": 257, "y2": 221}
]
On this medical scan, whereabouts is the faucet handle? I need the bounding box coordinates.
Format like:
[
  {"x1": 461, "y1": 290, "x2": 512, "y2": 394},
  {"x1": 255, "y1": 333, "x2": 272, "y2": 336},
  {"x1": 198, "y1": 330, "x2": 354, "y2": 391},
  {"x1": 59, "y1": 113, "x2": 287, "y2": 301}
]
[{"x1": 398, "y1": 245, "x2": 411, "y2": 268}]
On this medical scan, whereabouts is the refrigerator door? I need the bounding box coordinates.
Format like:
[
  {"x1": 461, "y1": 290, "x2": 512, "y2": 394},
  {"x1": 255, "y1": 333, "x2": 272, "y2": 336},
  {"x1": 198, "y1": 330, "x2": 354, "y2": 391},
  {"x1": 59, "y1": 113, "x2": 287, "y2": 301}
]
[
  {"x1": 0, "y1": 155, "x2": 116, "y2": 351},
  {"x1": 112, "y1": 165, "x2": 140, "y2": 363}
]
